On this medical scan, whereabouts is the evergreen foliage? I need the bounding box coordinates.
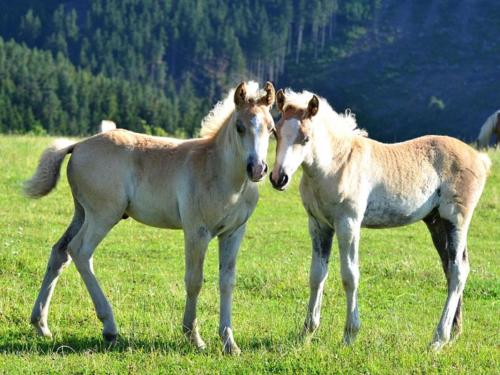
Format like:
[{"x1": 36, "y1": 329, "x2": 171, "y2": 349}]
[
  {"x1": 0, "y1": 0, "x2": 372, "y2": 136},
  {"x1": 1, "y1": 1, "x2": 497, "y2": 140}
]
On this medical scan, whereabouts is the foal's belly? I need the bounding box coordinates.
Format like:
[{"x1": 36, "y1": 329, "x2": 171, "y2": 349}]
[
  {"x1": 126, "y1": 190, "x2": 182, "y2": 229},
  {"x1": 127, "y1": 207, "x2": 182, "y2": 229},
  {"x1": 361, "y1": 190, "x2": 439, "y2": 228}
]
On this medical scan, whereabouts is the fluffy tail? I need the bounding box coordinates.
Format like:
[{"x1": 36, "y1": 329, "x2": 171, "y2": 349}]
[
  {"x1": 479, "y1": 153, "x2": 492, "y2": 175},
  {"x1": 23, "y1": 139, "x2": 77, "y2": 198}
]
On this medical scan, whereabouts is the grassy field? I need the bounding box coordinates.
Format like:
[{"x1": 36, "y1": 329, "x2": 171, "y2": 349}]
[{"x1": 0, "y1": 136, "x2": 498, "y2": 374}]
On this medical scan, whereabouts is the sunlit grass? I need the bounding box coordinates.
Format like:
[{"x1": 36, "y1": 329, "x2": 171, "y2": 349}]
[{"x1": 0, "y1": 136, "x2": 498, "y2": 373}]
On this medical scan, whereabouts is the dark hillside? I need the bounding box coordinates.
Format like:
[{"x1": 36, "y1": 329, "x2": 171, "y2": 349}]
[
  {"x1": 282, "y1": 1, "x2": 500, "y2": 141},
  {"x1": 0, "y1": 0, "x2": 499, "y2": 141}
]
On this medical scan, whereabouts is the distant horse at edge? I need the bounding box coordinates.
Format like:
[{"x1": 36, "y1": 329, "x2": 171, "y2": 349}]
[{"x1": 477, "y1": 110, "x2": 500, "y2": 148}]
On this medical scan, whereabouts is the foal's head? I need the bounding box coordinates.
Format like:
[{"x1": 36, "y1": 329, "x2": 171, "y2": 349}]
[
  {"x1": 233, "y1": 81, "x2": 276, "y2": 182},
  {"x1": 270, "y1": 89, "x2": 319, "y2": 190}
]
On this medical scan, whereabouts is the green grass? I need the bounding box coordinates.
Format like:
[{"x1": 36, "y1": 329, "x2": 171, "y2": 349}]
[{"x1": 0, "y1": 136, "x2": 498, "y2": 374}]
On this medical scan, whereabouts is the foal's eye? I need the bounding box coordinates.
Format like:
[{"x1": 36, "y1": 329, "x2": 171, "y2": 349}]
[
  {"x1": 236, "y1": 120, "x2": 245, "y2": 134},
  {"x1": 302, "y1": 135, "x2": 310, "y2": 145}
]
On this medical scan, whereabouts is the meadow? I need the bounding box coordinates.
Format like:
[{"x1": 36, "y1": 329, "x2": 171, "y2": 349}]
[{"x1": 0, "y1": 136, "x2": 498, "y2": 374}]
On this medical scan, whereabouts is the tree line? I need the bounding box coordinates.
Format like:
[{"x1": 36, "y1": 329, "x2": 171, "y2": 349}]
[{"x1": 0, "y1": 0, "x2": 377, "y2": 136}]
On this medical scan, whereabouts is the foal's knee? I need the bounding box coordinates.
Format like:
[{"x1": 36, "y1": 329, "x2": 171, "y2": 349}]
[
  {"x1": 185, "y1": 273, "x2": 203, "y2": 297},
  {"x1": 219, "y1": 272, "x2": 235, "y2": 295},
  {"x1": 341, "y1": 270, "x2": 359, "y2": 292}
]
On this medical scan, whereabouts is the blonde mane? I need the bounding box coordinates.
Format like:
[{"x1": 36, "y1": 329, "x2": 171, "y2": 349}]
[
  {"x1": 283, "y1": 89, "x2": 367, "y2": 137},
  {"x1": 200, "y1": 81, "x2": 264, "y2": 138}
]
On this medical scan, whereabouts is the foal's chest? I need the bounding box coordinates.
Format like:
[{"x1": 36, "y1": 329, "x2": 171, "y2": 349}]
[
  {"x1": 208, "y1": 186, "x2": 258, "y2": 235},
  {"x1": 299, "y1": 177, "x2": 338, "y2": 227}
]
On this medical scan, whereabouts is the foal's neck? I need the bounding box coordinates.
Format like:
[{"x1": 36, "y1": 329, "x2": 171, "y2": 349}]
[
  {"x1": 303, "y1": 120, "x2": 354, "y2": 178},
  {"x1": 212, "y1": 114, "x2": 248, "y2": 190}
]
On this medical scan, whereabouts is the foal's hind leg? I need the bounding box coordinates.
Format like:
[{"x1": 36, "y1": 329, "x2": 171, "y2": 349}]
[
  {"x1": 424, "y1": 212, "x2": 463, "y2": 338},
  {"x1": 31, "y1": 201, "x2": 84, "y2": 338},
  {"x1": 67, "y1": 211, "x2": 121, "y2": 342},
  {"x1": 430, "y1": 217, "x2": 470, "y2": 350},
  {"x1": 303, "y1": 217, "x2": 334, "y2": 339}
]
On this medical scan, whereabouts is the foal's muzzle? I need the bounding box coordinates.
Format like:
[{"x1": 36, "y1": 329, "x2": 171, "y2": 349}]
[
  {"x1": 270, "y1": 168, "x2": 289, "y2": 191},
  {"x1": 247, "y1": 159, "x2": 268, "y2": 182}
]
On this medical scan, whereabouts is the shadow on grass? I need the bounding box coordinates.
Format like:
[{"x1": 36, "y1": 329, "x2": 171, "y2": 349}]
[
  {"x1": 238, "y1": 328, "x2": 309, "y2": 353},
  {"x1": 0, "y1": 330, "x2": 197, "y2": 355},
  {"x1": 0, "y1": 329, "x2": 311, "y2": 356}
]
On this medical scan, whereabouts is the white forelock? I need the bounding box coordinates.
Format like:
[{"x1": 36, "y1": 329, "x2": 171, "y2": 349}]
[{"x1": 282, "y1": 88, "x2": 367, "y2": 137}]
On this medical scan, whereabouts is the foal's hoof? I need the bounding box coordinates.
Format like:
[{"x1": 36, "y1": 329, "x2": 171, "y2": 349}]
[
  {"x1": 343, "y1": 323, "x2": 360, "y2": 345},
  {"x1": 185, "y1": 332, "x2": 207, "y2": 351},
  {"x1": 429, "y1": 340, "x2": 447, "y2": 352},
  {"x1": 35, "y1": 327, "x2": 53, "y2": 339},
  {"x1": 342, "y1": 329, "x2": 359, "y2": 346},
  {"x1": 32, "y1": 322, "x2": 53, "y2": 339},
  {"x1": 192, "y1": 337, "x2": 207, "y2": 352},
  {"x1": 222, "y1": 342, "x2": 241, "y2": 356},
  {"x1": 103, "y1": 332, "x2": 118, "y2": 345},
  {"x1": 300, "y1": 326, "x2": 317, "y2": 345},
  {"x1": 220, "y1": 327, "x2": 241, "y2": 355}
]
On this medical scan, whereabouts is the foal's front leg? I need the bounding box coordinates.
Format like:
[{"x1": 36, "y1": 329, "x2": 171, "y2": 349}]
[
  {"x1": 303, "y1": 217, "x2": 334, "y2": 338},
  {"x1": 335, "y1": 218, "x2": 361, "y2": 345},
  {"x1": 218, "y1": 224, "x2": 246, "y2": 355},
  {"x1": 183, "y1": 228, "x2": 211, "y2": 350}
]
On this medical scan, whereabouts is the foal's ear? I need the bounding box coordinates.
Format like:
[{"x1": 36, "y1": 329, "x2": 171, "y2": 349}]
[
  {"x1": 234, "y1": 82, "x2": 247, "y2": 107},
  {"x1": 258, "y1": 81, "x2": 276, "y2": 107},
  {"x1": 307, "y1": 95, "x2": 319, "y2": 118},
  {"x1": 276, "y1": 89, "x2": 286, "y2": 112}
]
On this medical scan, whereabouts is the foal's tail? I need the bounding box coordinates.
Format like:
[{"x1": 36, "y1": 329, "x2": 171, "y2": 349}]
[{"x1": 23, "y1": 139, "x2": 78, "y2": 198}]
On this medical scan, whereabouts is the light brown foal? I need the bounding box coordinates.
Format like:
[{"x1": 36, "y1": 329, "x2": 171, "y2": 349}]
[
  {"x1": 25, "y1": 81, "x2": 276, "y2": 355},
  {"x1": 270, "y1": 88, "x2": 491, "y2": 350}
]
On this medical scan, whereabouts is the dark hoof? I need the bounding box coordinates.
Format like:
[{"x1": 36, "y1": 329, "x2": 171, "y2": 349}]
[{"x1": 103, "y1": 332, "x2": 118, "y2": 344}]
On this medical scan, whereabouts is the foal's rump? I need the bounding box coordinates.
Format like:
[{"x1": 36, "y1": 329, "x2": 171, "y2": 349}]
[
  {"x1": 362, "y1": 135, "x2": 491, "y2": 227},
  {"x1": 25, "y1": 128, "x2": 189, "y2": 228}
]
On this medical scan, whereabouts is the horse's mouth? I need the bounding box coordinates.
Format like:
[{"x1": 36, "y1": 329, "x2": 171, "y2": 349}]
[{"x1": 251, "y1": 175, "x2": 267, "y2": 183}]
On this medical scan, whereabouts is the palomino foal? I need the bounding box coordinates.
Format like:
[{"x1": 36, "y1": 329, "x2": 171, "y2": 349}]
[
  {"x1": 270, "y1": 89, "x2": 491, "y2": 350},
  {"x1": 25, "y1": 81, "x2": 276, "y2": 355}
]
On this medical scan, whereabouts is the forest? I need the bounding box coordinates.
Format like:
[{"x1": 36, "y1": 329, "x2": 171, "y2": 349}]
[{"x1": 0, "y1": 0, "x2": 499, "y2": 140}]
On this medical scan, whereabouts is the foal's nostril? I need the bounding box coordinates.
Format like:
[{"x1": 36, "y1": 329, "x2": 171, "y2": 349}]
[
  {"x1": 263, "y1": 163, "x2": 268, "y2": 174},
  {"x1": 278, "y1": 173, "x2": 288, "y2": 187},
  {"x1": 246, "y1": 163, "x2": 253, "y2": 176}
]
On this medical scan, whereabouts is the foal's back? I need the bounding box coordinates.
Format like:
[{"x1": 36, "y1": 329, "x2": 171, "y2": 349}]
[
  {"x1": 360, "y1": 135, "x2": 489, "y2": 227},
  {"x1": 67, "y1": 129, "x2": 211, "y2": 229}
]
